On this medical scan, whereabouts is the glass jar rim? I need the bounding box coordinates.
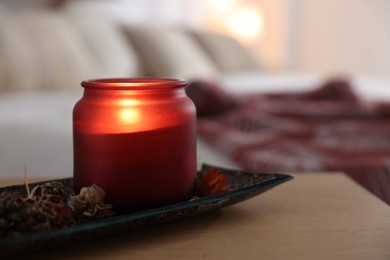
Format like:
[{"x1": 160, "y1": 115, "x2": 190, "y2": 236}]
[{"x1": 81, "y1": 78, "x2": 187, "y2": 90}]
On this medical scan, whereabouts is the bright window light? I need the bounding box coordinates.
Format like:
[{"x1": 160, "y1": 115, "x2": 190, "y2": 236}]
[{"x1": 224, "y1": 4, "x2": 264, "y2": 44}]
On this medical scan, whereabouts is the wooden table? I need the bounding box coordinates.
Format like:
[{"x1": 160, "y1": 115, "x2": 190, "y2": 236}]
[{"x1": 2, "y1": 173, "x2": 390, "y2": 260}]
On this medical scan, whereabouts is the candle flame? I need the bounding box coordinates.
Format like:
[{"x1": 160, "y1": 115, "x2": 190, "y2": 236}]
[
  {"x1": 119, "y1": 108, "x2": 140, "y2": 125},
  {"x1": 117, "y1": 99, "x2": 141, "y2": 125}
]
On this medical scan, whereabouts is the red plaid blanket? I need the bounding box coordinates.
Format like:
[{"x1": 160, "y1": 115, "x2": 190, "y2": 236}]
[{"x1": 187, "y1": 79, "x2": 390, "y2": 205}]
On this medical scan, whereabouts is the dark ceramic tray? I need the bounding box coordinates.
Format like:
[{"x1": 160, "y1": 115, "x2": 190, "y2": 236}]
[{"x1": 0, "y1": 164, "x2": 293, "y2": 255}]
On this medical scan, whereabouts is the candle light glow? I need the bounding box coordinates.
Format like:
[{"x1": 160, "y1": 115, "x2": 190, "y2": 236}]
[{"x1": 119, "y1": 108, "x2": 141, "y2": 125}]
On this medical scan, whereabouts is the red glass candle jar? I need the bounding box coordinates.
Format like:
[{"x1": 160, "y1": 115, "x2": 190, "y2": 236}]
[{"x1": 73, "y1": 78, "x2": 197, "y2": 210}]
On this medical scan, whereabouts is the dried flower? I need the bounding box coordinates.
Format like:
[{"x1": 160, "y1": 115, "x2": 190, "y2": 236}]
[
  {"x1": 0, "y1": 181, "x2": 113, "y2": 237},
  {"x1": 0, "y1": 182, "x2": 73, "y2": 237},
  {"x1": 69, "y1": 184, "x2": 112, "y2": 220},
  {"x1": 197, "y1": 169, "x2": 230, "y2": 197}
]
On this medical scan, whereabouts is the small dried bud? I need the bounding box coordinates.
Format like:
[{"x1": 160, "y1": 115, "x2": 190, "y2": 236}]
[
  {"x1": 69, "y1": 184, "x2": 112, "y2": 221},
  {"x1": 79, "y1": 184, "x2": 106, "y2": 205}
]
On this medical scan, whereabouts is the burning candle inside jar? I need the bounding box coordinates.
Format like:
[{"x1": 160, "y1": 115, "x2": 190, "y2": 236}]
[{"x1": 73, "y1": 78, "x2": 197, "y2": 210}]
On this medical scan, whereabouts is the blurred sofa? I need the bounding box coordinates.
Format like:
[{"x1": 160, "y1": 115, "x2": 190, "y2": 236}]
[
  {"x1": 3, "y1": 9, "x2": 390, "y2": 200},
  {"x1": 0, "y1": 10, "x2": 264, "y2": 178},
  {"x1": 0, "y1": 10, "x2": 263, "y2": 93}
]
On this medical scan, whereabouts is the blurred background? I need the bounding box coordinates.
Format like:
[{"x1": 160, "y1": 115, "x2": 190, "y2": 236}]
[
  {"x1": 1, "y1": 0, "x2": 390, "y2": 205},
  {"x1": 1, "y1": 0, "x2": 390, "y2": 76}
]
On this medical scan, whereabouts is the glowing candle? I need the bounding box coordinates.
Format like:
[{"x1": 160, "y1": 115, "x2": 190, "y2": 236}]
[{"x1": 73, "y1": 78, "x2": 197, "y2": 211}]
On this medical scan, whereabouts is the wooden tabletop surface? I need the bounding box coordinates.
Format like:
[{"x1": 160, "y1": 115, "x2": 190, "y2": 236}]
[{"x1": 1, "y1": 173, "x2": 389, "y2": 260}]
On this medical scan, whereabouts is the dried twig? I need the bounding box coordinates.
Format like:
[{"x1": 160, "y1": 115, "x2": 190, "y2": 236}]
[{"x1": 24, "y1": 166, "x2": 31, "y2": 196}]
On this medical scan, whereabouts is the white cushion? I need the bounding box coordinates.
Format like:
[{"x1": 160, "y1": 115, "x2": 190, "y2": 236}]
[
  {"x1": 192, "y1": 31, "x2": 263, "y2": 73},
  {"x1": 123, "y1": 26, "x2": 219, "y2": 79},
  {"x1": 0, "y1": 11, "x2": 141, "y2": 92},
  {"x1": 0, "y1": 11, "x2": 102, "y2": 91},
  {"x1": 69, "y1": 13, "x2": 141, "y2": 78},
  {"x1": 0, "y1": 14, "x2": 43, "y2": 92}
]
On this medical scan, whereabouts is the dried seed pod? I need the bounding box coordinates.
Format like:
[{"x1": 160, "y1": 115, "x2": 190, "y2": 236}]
[
  {"x1": 28, "y1": 181, "x2": 68, "y2": 200},
  {"x1": 69, "y1": 184, "x2": 113, "y2": 221}
]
